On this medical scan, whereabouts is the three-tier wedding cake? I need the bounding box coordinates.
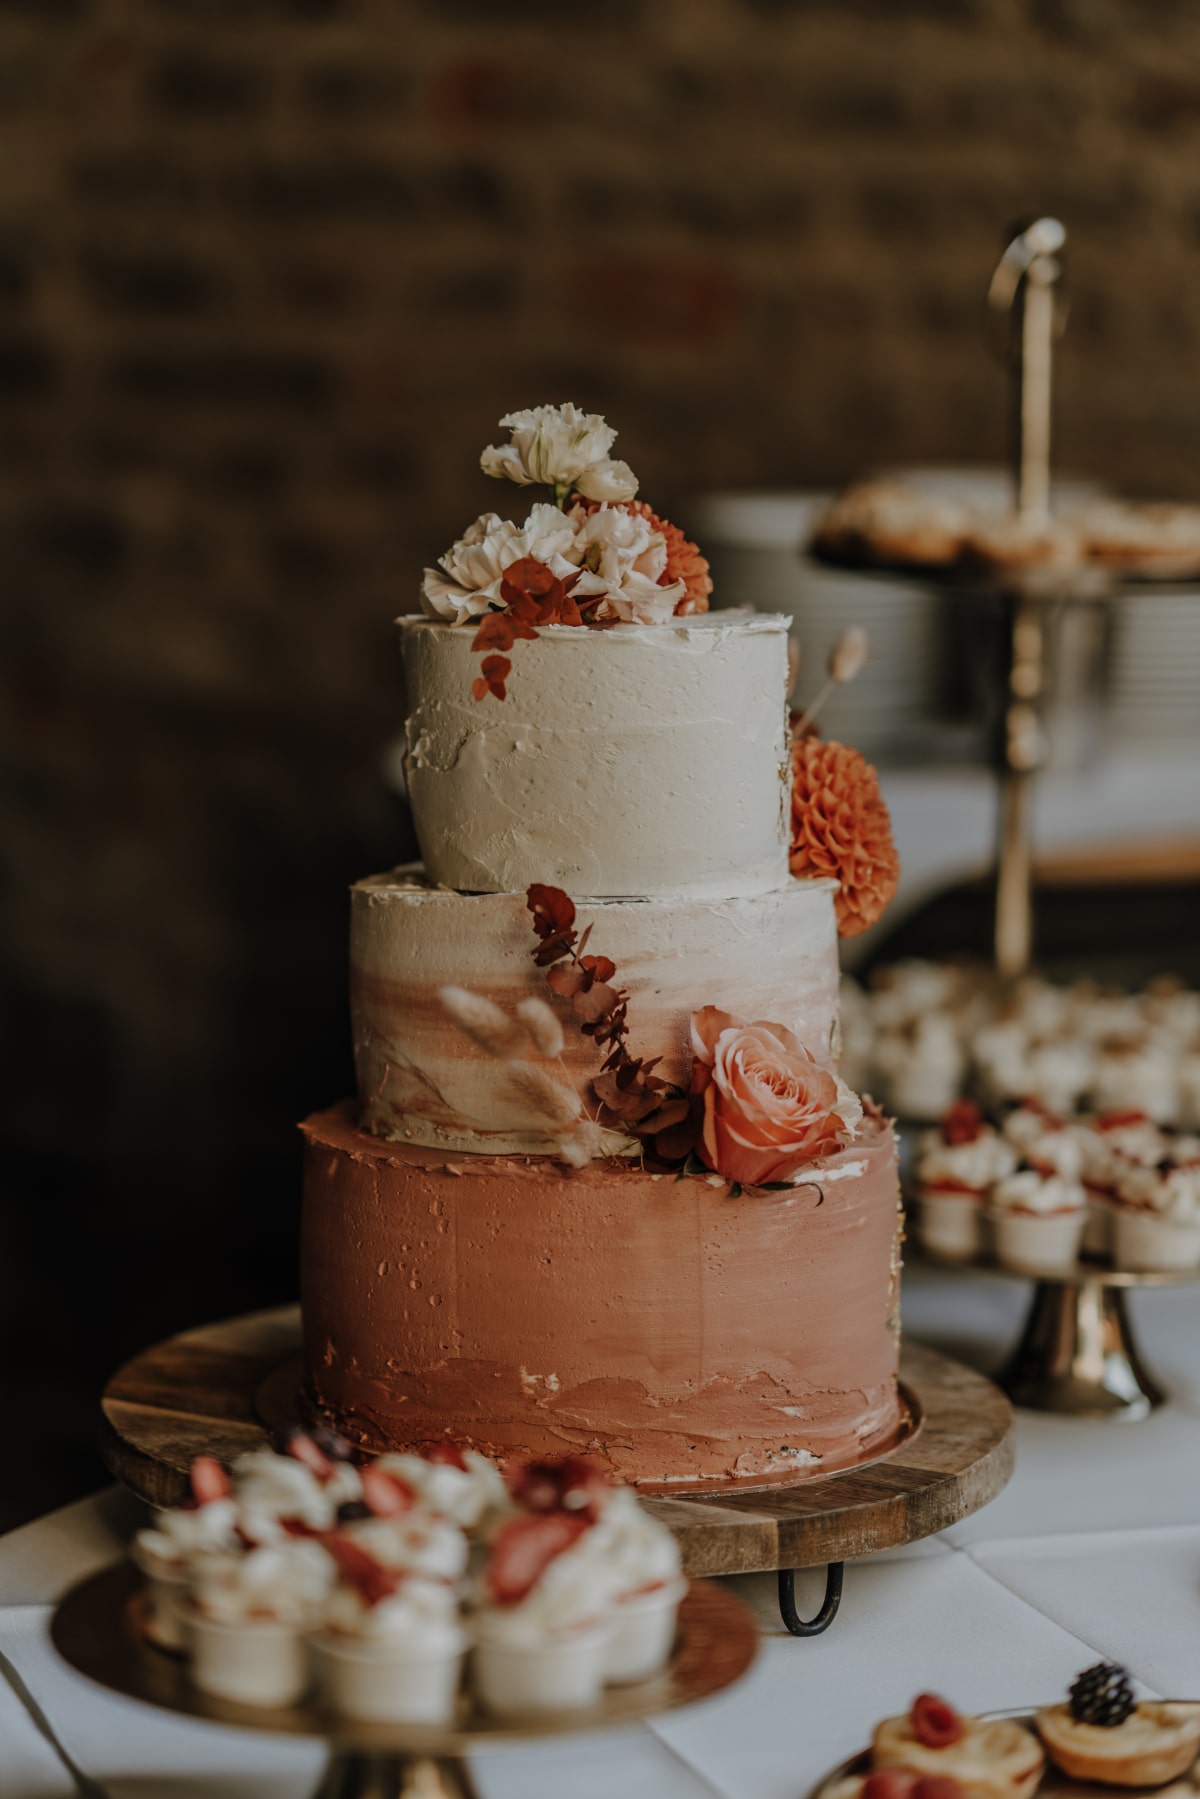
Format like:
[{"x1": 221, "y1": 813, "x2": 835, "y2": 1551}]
[{"x1": 300, "y1": 405, "x2": 905, "y2": 1489}]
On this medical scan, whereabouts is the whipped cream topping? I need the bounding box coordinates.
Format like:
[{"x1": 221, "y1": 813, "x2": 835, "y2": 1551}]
[
  {"x1": 1091, "y1": 1044, "x2": 1180, "y2": 1123},
  {"x1": 135, "y1": 1498, "x2": 239, "y2": 1579},
  {"x1": 374, "y1": 1450, "x2": 507, "y2": 1530},
  {"x1": 596, "y1": 1488, "x2": 682, "y2": 1598},
  {"x1": 1115, "y1": 1163, "x2": 1200, "y2": 1221},
  {"x1": 321, "y1": 1574, "x2": 465, "y2": 1650},
  {"x1": 915, "y1": 1129, "x2": 1016, "y2": 1193},
  {"x1": 344, "y1": 1510, "x2": 469, "y2": 1583},
  {"x1": 990, "y1": 1169, "x2": 1087, "y2": 1217},
  {"x1": 1001, "y1": 1110, "x2": 1083, "y2": 1180},
  {"x1": 231, "y1": 1448, "x2": 361, "y2": 1544},
  {"x1": 477, "y1": 1523, "x2": 619, "y2": 1645},
  {"x1": 1164, "y1": 1133, "x2": 1200, "y2": 1168},
  {"x1": 189, "y1": 1540, "x2": 334, "y2": 1628},
  {"x1": 1077, "y1": 1117, "x2": 1166, "y2": 1183}
]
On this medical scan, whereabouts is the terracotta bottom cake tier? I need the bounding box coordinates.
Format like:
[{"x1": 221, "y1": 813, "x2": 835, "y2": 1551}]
[{"x1": 300, "y1": 1102, "x2": 904, "y2": 1488}]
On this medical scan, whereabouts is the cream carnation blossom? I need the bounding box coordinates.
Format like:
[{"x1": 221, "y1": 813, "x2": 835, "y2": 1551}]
[
  {"x1": 570, "y1": 503, "x2": 686, "y2": 624},
  {"x1": 420, "y1": 503, "x2": 580, "y2": 624},
  {"x1": 481, "y1": 403, "x2": 639, "y2": 504}
]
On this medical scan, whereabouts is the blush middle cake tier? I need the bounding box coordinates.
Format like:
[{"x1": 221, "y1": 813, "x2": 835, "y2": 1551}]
[
  {"x1": 300, "y1": 1102, "x2": 904, "y2": 1488},
  {"x1": 352, "y1": 869, "x2": 842, "y2": 1155}
]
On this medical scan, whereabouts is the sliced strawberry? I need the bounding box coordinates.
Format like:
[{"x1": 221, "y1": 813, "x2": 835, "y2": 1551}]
[
  {"x1": 913, "y1": 1778, "x2": 964, "y2": 1799},
  {"x1": 486, "y1": 1511, "x2": 591, "y2": 1606},
  {"x1": 911, "y1": 1694, "x2": 964, "y2": 1748},
  {"x1": 361, "y1": 1463, "x2": 417, "y2": 1517},
  {"x1": 1096, "y1": 1110, "x2": 1148, "y2": 1133},
  {"x1": 189, "y1": 1455, "x2": 231, "y2": 1506},
  {"x1": 425, "y1": 1441, "x2": 470, "y2": 1471},
  {"x1": 506, "y1": 1455, "x2": 610, "y2": 1517},
  {"x1": 284, "y1": 1430, "x2": 335, "y2": 1481},
  {"x1": 321, "y1": 1533, "x2": 401, "y2": 1607},
  {"x1": 940, "y1": 1100, "x2": 984, "y2": 1146},
  {"x1": 863, "y1": 1770, "x2": 917, "y2": 1799}
]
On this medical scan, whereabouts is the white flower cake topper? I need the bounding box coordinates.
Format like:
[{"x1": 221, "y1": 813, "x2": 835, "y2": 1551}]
[
  {"x1": 480, "y1": 403, "x2": 639, "y2": 506},
  {"x1": 421, "y1": 503, "x2": 579, "y2": 626}
]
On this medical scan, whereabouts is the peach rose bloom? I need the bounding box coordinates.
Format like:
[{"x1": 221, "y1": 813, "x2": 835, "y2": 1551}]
[{"x1": 690, "y1": 1006, "x2": 861, "y2": 1187}]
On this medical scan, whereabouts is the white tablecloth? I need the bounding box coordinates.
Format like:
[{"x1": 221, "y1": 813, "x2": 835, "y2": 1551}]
[{"x1": 4, "y1": 1266, "x2": 1200, "y2": 1799}]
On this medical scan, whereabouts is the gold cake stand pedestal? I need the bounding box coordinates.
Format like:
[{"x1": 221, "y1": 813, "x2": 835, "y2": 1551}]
[
  {"x1": 918, "y1": 1244, "x2": 1200, "y2": 1422},
  {"x1": 52, "y1": 1560, "x2": 755, "y2": 1799},
  {"x1": 99, "y1": 1305, "x2": 1014, "y2": 1640}
]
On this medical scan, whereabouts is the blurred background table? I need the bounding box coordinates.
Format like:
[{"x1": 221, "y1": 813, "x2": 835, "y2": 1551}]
[{"x1": 5, "y1": 1263, "x2": 1200, "y2": 1799}]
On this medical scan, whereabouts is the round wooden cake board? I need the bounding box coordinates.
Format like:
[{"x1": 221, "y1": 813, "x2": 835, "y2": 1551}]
[{"x1": 100, "y1": 1305, "x2": 1014, "y2": 1631}]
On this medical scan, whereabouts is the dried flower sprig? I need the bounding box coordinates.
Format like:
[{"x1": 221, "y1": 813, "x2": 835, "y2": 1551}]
[
  {"x1": 525, "y1": 885, "x2": 697, "y2": 1163},
  {"x1": 792, "y1": 625, "x2": 869, "y2": 738},
  {"x1": 438, "y1": 984, "x2": 598, "y2": 1165},
  {"x1": 469, "y1": 556, "x2": 613, "y2": 702}
]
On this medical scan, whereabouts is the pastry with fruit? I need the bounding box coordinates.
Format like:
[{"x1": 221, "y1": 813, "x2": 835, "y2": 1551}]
[
  {"x1": 872, "y1": 1693, "x2": 1044, "y2": 1799},
  {"x1": 1037, "y1": 1662, "x2": 1200, "y2": 1787}
]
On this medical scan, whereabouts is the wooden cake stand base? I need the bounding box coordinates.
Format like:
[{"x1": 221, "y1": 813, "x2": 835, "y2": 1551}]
[{"x1": 100, "y1": 1306, "x2": 1014, "y2": 1639}]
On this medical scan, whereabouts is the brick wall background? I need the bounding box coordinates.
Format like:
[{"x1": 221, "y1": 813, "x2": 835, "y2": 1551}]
[{"x1": 5, "y1": 0, "x2": 1200, "y2": 1522}]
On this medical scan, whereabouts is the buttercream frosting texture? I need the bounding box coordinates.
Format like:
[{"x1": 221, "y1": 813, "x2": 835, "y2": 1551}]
[
  {"x1": 300, "y1": 1104, "x2": 904, "y2": 1488},
  {"x1": 351, "y1": 868, "x2": 841, "y2": 1154},
  {"x1": 399, "y1": 614, "x2": 792, "y2": 899}
]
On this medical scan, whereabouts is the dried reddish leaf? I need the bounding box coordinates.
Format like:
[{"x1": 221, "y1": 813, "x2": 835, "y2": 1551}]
[
  {"x1": 546, "y1": 961, "x2": 587, "y2": 998},
  {"x1": 580, "y1": 954, "x2": 616, "y2": 985},
  {"x1": 472, "y1": 654, "x2": 511, "y2": 703},
  {"x1": 572, "y1": 982, "x2": 621, "y2": 1024},
  {"x1": 534, "y1": 932, "x2": 575, "y2": 967},
  {"x1": 526, "y1": 884, "x2": 576, "y2": 940},
  {"x1": 471, "y1": 611, "x2": 517, "y2": 655},
  {"x1": 486, "y1": 1511, "x2": 591, "y2": 1606}
]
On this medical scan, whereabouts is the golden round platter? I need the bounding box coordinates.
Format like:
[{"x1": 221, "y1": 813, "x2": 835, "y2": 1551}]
[
  {"x1": 807, "y1": 1708, "x2": 1200, "y2": 1799},
  {"x1": 52, "y1": 1560, "x2": 756, "y2": 1799}
]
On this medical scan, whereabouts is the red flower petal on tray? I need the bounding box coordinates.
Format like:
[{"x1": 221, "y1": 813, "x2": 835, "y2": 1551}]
[
  {"x1": 361, "y1": 1463, "x2": 418, "y2": 1517},
  {"x1": 940, "y1": 1099, "x2": 984, "y2": 1145},
  {"x1": 486, "y1": 1510, "x2": 592, "y2": 1606},
  {"x1": 322, "y1": 1534, "x2": 401, "y2": 1608},
  {"x1": 190, "y1": 1455, "x2": 231, "y2": 1506},
  {"x1": 911, "y1": 1694, "x2": 964, "y2": 1748}
]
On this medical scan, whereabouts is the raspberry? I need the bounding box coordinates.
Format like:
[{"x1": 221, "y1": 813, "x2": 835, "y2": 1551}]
[
  {"x1": 911, "y1": 1694, "x2": 964, "y2": 1748},
  {"x1": 863, "y1": 1771, "x2": 916, "y2": 1799}
]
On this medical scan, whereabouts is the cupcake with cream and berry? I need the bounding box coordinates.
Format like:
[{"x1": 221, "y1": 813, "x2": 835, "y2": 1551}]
[
  {"x1": 1111, "y1": 1162, "x2": 1200, "y2": 1272},
  {"x1": 336, "y1": 1461, "x2": 471, "y2": 1586},
  {"x1": 1091, "y1": 1036, "x2": 1180, "y2": 1126},
  {"x1": 987, "y1": 1166, "x2": 1087, "y2": 1274},
  {"x1": 179, "y1": 1534, "x2": 335, "y2": 1707},
  {"x1": 309, "y1": 1534, "x2": 469, "y2": 1725},
  {"x1": 133, "y1": 1456, "x2": 240, "y2": 1651},
  {"x1": 1037, "y1": 1661, "x2": 1200, "y2": 1787},
  {"x1": 504, "y1": 1456, "x2": 685, "y2": 1686},
  {"x1": 472, "y1": 1458, "x2": 622, "y2": 1716},
  {"x1": 872, "y1": 1693, "x2": 1044, "y2": 1799},
  {"x1": 231, "y1": 1429, "x2": 362, "y2": 1546},
  {"x1": 1074, "y1": 1111, "x2": 1167, "y2": 1256},
  {"x1": 374, "y1": 1441, "x2": 507, "y2": 1533},
  {"x1": 912, "y1": 1101, "x2": 1016, "y2": 1260},
  {"x1": 873, "y1": 1014, "x2": 967, "y2": 1123}
]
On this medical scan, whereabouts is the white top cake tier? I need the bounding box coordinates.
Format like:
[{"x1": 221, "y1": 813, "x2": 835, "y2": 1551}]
[{"x1": 399, "y1": 613, "x2": 792, "y2": 900}]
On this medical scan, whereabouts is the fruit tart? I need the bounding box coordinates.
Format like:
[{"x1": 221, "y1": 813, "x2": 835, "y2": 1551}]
[
  {"x1": 1037, "y1": 1662, "x2": 1200, "y2": 1787},
  {"x1": 872, "y1": 1694, "x2": 1044, "y2": 1799}
]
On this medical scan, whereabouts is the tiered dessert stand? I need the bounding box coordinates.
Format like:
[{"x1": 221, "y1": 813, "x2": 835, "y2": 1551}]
[
  {"x1": 814, "y1": 219, "x2": 1200, "y2": 1420},
  {"x1": 52, "y1": 1557, "x2": 756, "y2": 1799},
  {"x1": 99, "y1": 1305, "x2": 1014, "y2": 1642}
]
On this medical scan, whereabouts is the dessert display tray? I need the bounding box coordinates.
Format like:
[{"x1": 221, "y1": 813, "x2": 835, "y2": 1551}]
[
  {"x1": 100, "y1": 1306, "x2": 1014, "y2": 1637},
  {"x1": 52, "y1": 1560, "x2": 755, "y2": 1799},
  {"x1": 916, "y1": 1244, "x2": 1200, "y2": 1421},
  {"x1": 807, "y1": 1708, "x2": 1200, "y2": 1799}
]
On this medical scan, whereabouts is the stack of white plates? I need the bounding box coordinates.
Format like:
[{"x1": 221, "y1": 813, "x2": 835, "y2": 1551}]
[
  {"x1": 693, "y1": 491, "x2": 940, "y2": 764},
  {"x1": 1108, "y1": 590, "x2": 1200, "y2": 745}
]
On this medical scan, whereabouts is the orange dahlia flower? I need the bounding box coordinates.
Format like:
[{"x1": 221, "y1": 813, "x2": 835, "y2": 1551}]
[{"x1": 790, "y1": 738, "x2": 900, "y2": 937}]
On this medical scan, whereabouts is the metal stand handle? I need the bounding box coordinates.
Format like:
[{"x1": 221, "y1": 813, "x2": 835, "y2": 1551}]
[
  {"x1": 314, "y1": 1752, "x2": 480, "y2": 1799},
  {"x1": 777, "y1": 1562, "x2": 844, "y2": 1636}
]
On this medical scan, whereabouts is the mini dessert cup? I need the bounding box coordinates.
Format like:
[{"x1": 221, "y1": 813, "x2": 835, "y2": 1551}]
[
  {"x1": 1081, "y1": 1193, "x2": 1114, "y2": 1259},
  {"x1": 1113, "y1": 1207, "x2": 1200, "y2": 1273},
  {"x1": 473, "y1": 1617, "x2": 613, "y2": 1717},
  {"x1": 311, "y1": 1626, "x2": 467, "y2": 1725},
  {"x1": 131, "y1": 1551, "x2": 191, "y2": 1653},
  {"x1": 604, "y1": 1575, "x2": 687, "y2": 1685},
  {"x1": 989, "y1": 1206, "x2": 1085, "y2": 1274},
  {"x1": 915, "y1": 1189, "x2": 986, "y2": 1261},
  {"x1": 176, "y1": 1601, "x2": 312, "y2": 1708}
]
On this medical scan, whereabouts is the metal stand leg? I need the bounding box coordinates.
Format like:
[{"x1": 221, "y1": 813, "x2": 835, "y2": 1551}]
[
  {"x1": 777, "y1": 1563, "x2": 844, "y2": 1636},
  {"x1": 1000, "y1": 1278, "x2": 1166, "y2": 1420},
  {"x1": 313, "y1": 1751, "x2": 480, "y2": 1799}
]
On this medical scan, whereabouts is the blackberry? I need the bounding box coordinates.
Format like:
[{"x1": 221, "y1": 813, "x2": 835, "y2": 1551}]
[
  {"x1": 1069, "y1": 1662, "x2": 1135, "y2": 1728},
  {"x1": 336, "y1": 1500, "x2": 371, "y2": 1524}
]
